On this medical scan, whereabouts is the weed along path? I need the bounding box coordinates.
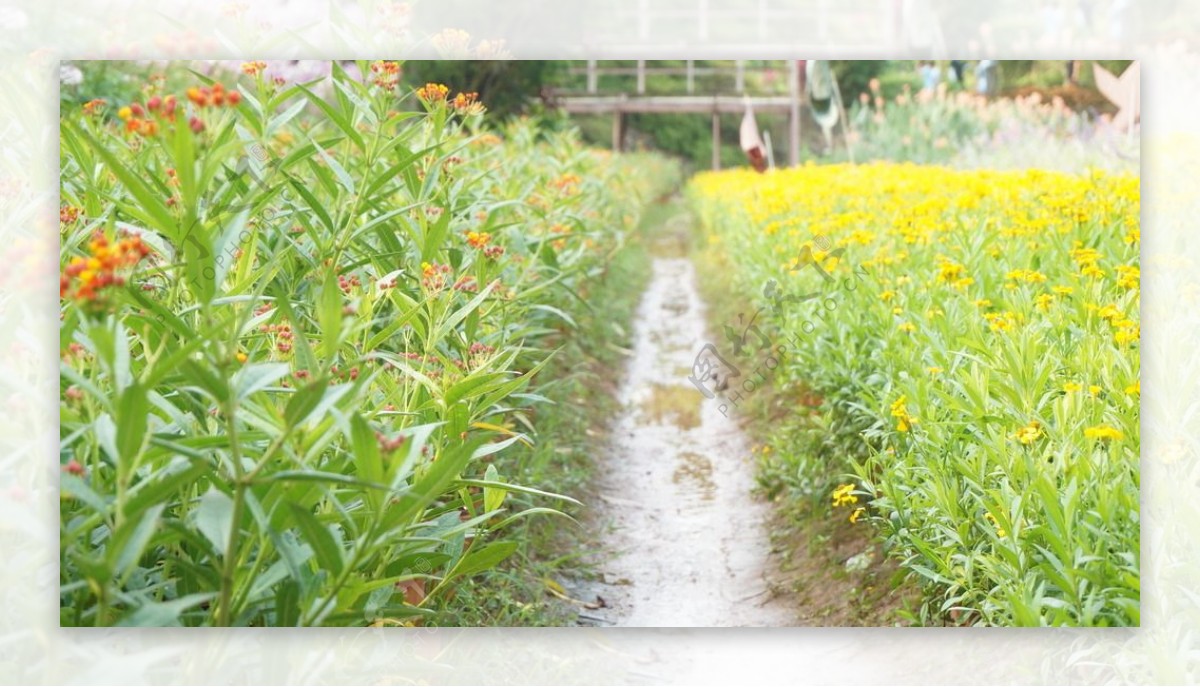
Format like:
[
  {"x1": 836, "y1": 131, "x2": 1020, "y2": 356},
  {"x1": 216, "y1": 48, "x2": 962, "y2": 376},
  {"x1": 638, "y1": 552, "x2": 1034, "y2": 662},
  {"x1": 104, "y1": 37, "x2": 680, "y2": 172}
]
[{"x1": 580, "y1": 223, "x2": 796, "y2": 627}]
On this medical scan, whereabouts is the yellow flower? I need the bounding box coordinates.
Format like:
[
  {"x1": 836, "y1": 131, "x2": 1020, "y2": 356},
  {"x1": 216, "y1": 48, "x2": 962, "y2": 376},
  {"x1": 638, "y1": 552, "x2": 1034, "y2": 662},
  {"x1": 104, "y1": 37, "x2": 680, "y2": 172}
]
[
  {"x1": 937, "y1": 259, "x2": 967, "y2": 285},
  {"x1": 898, "y1": 322, "x2": 916, "y2": 333},
  {"x1": 927, "y1": 366, "x2": 943, "y2": 375},
  {"x1": 1052, "y1": 285, "x2": 1074, "y2": 295},
  {"x1": 1034, "y1": 293, "x2": 1054, "y2": 311},
  {"x1": 1125, "y1": 381, "x2": 1140, "y2": 396},
  {"x1": 1084, "y1": 425, "x2": 1124, "y2": 441},
  {"x1": 890, "y1": 396, "x2": 914, "y2": 432},
  {"x1": 1116, "y1": 265, "x2": 1139, "y2": 290},
  {"x1": 880, "y1": 290, "x2": 896, "y2": 302},
  {"x1": 1013, "y1": 420, "x2": 1042, "y2": 445},
  {"x1": 984, "y1": 512, "x2": 1007, "y2": 537},
  {"x1": 1097, "y1": 304, "x2": 1122, "y2": 322},
  {"x1": 849, "y1": 507, "x2": 866, "y2": 523},
  {"x1": 1089, "y1": 385, "x2": 1102, "y2": 396},
  {"x1": 1063, "y1": 382, "x2": 1082, "y2": 393},
  {"x1": 983, "y1": 311, "x2": 1018, "y2": 332},
  {"x1": 1114, "y1": 325, "x2": 1139, "y2": 346},
  {"x1": 832, "y1": 483, "x2": 859, "y2": 507},
  {"x1": 235, "y1": 352, "x2": 248, "y2": 364},
  {"x1": 1006, "y1": 268, "x2": 1047, "y2": 284}
]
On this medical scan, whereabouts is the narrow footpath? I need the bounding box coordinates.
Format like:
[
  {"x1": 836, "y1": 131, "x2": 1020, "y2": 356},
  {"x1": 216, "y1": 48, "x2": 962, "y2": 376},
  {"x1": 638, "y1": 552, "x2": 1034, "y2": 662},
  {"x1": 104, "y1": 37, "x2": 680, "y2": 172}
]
[{"x1": 580, "y1": 224, "x2": 796, "y2": 627}]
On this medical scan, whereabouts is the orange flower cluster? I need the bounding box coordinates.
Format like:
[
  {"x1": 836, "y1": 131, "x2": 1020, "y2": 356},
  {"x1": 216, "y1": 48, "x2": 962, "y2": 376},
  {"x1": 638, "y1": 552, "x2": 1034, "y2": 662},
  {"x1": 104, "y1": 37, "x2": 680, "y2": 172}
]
[
  {"x1": 452, "y1": 92, "x2": 477, "y2": 108},
  {"x1": 116, "y1": 94, "x2": 179, "y2": 137},
  {"x1": 370, "y1": 60, "x2": 401, "y2": 89},
  {"x1": 451, "y1": 91, "x2": 484, "y2": 115},
  {"x1": 550, "y1": 173, "x2": 581, "y2": 195},
  {"x1": 186, "y1": 82, "x2": 240, "y2": 108},
  {"x1": 465, "y1": 230, "x2": 491, "y2": 248},
  {"x1": 416, "y1": 82, "x2": 450, "y2": 104},
  {"x1": 241, "y1": 61, "x2": 267, "y2": 76},
  {"x1": 60, "y1": 231, "x2": 151, "y2": 307},
  {"x1": 82, "y1": 99, "x2": 106, "y2": 116}
]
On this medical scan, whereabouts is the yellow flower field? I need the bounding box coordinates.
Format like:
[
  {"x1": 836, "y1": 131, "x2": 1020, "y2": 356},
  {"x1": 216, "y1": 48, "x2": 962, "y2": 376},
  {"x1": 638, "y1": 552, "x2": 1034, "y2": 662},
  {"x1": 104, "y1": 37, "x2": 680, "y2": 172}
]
[{"x1": 690, "y1": 163, "x2": 1140, "y2": 626}]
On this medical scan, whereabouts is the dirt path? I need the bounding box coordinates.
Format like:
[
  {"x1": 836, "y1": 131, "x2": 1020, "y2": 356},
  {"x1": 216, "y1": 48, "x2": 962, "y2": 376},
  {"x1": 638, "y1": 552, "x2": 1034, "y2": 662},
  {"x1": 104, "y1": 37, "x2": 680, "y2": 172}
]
[{"x1": 578, "y1": 231, "x2": 796, "y2": 627}]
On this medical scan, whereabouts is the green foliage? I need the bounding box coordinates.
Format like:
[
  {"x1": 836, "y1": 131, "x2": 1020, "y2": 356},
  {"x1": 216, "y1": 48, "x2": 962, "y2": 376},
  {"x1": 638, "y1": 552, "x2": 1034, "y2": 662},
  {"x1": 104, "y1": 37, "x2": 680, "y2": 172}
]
[
  {"x1": 58, "y1": 60, "x2": 678, "y2": 626},
  {"x1": 831, "y1": 60, "x2": 892, "y2": 99},
  {"x1": 690, "y1": 163, "x2": 1140, "y2": 627}
]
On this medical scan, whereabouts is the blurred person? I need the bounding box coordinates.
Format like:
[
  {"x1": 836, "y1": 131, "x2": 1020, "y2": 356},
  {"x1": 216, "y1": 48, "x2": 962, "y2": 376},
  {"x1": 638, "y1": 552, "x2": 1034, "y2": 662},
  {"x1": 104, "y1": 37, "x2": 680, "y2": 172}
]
[
  {"x1": 919, "y1": 60, "x2": 941, "y2": 94},
  {"x1": 949, "y1": 59, "x2": 967, "y2": 85},
  {"x1": 975, "y1": 60, "x2": 999, "y2": 96}
]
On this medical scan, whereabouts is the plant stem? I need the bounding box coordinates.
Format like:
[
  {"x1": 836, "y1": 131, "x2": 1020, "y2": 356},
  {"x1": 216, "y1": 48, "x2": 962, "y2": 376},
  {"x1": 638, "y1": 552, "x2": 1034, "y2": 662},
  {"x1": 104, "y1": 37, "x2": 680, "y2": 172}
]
[{"x1": 216, "y1": 392, "x2": 246, "y2": 627}]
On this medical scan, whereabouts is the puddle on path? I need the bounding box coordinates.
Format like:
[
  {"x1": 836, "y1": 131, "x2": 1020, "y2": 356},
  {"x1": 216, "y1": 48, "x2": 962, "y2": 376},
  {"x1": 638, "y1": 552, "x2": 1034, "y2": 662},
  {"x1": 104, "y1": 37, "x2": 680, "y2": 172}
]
[
  {"x1": 638, "y1": 384, "x2": 702, "y2": 430},
  {"x1": 579, "y1": 256, "x2": 796, "y2": 627}
]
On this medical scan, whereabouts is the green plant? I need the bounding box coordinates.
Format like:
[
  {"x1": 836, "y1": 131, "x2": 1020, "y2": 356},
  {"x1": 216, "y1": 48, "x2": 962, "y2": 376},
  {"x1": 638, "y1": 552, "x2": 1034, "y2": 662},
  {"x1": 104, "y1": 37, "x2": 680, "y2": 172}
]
[
  {"x1": 689, "y1": 162, "x2": 1140, "y2": 626},
  {"x1": 58, "y1": 60, "x2": 677, "y2": 626}
]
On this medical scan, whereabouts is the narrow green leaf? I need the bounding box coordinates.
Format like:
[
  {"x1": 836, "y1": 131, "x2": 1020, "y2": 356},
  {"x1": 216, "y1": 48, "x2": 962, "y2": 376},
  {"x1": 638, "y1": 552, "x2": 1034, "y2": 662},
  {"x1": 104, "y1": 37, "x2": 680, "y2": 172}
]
[
  {"x1": 194, "y1": 487, "x2": 236, "y2": 557},
  {"x1": 287, "y1": 504, "x2": 344, "y2": 576}
]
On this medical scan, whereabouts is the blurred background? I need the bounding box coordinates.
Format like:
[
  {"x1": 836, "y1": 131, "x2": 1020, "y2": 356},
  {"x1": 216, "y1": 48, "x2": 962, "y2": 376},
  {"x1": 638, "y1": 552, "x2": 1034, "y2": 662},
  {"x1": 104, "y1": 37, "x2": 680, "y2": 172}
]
[{"x1": 61, "y1": 59, "x2": 1139, "y2": 175}]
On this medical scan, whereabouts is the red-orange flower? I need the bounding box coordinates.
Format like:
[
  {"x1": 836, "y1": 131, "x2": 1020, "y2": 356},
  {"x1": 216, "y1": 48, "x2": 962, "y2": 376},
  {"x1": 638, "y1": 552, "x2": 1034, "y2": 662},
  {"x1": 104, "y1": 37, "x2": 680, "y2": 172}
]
[
  {"x1": 420, "y1": 261, "x2": 452, "y2": 291},
  {"x1": 451, "y1": 91, "x2": 484, "y2": 115},
  {"x1": 61, "y1": 231, "x2": 152, "y2": 311},
  {"x1": 185, "y1": 83, "x2": 238, "y2": 109},
  {"x1": 81, "y1": 99, "x2": 106, "y2": 116},
  {"x1": 465, "y1": 230, "x2": 491, "y2": 248},
  {"x1": 550, "y1": 173, "x2": 581, "y2": 194}
]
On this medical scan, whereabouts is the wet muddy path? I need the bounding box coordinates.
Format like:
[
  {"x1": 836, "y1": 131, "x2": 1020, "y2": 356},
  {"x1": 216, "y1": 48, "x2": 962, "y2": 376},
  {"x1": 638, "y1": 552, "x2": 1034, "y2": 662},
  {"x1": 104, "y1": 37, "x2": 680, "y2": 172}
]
[{"x1": 578, "y1": 228, "x2": 795, "y2": 627}]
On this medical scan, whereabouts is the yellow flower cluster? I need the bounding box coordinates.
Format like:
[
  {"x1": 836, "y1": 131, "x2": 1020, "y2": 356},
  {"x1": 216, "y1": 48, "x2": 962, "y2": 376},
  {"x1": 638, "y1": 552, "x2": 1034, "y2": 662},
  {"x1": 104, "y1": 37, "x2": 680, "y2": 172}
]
[
  {"x1": 689, "y1": 161, "x2": 1139, "y2": 626},
  {"x1": 832, "y1": 483, "x2": 859, "y2": 507},
  {"x1": 1013, "y1": 420, "x2": 1042, "y2": 445},
  {"x1": 1084, "y1": 425, "x2": 1125, "y2": 441},
  {"x1": 890, "y1": 395, "x2": 914, "y2": 432}
]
